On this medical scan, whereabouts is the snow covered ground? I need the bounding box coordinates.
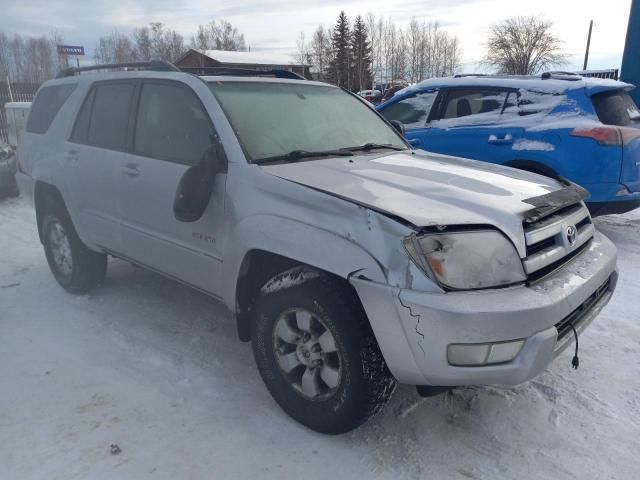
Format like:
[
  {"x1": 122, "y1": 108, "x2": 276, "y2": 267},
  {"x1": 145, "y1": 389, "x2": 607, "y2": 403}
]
[{"x1": 1, "y1": 196, "x2": 639, "y2": 480}]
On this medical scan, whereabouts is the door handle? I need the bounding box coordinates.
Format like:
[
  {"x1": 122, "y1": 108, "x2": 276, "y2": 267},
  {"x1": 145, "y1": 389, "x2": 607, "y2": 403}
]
[
  {"x1": 119, "y1": 164, "x2": 140, "y2": 178},
  {"x1": 64, "y1": 150, "x2": 78, "y2": 162},
  {"x1": 488, "y1": 133, "x2": 513, "y2": 145},
  {"x1": 408, "y1": 138, "x2": 421, "y2": 146}
]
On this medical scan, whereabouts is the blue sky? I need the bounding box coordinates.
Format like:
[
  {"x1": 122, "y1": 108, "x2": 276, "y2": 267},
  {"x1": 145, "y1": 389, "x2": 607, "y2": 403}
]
[{"x1": 2, "y1": 0, "x2": 633, "y2": 71}]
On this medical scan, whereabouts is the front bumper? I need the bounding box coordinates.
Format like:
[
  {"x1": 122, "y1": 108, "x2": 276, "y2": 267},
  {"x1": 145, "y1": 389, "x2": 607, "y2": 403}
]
[{"x1": 351, "y1": 231, "x2": 618, "y2": 386}]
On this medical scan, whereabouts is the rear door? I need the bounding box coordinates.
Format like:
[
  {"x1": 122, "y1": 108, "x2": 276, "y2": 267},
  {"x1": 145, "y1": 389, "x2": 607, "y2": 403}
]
[
  {"x1": 378, "y1": 90, "x2": 439, "y2": 149},
  {"x1": 115, "y1": 79, "x2": 226, "y2": 295},
  {"x1": 426, "y1": 87, "x2": 524, "y2": 163},
  {"x1": 67, "y1": 80, "x2": 136, "y2": 252}
]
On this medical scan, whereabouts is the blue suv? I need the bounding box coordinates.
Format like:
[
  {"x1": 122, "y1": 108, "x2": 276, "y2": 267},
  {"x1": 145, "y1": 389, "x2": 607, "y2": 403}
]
[{"x1": 377, "y1": 73, "x2": 640, "y2": 215}]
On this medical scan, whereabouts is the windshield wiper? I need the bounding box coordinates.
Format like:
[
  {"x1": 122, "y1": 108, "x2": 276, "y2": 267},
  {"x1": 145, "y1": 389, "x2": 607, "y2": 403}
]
[
  {"x1": 254, "y1": 149, "x2": 354, "y2": 164},
  {"x1": 345, "y1": 143, "x2": 406, "y2": 152}
]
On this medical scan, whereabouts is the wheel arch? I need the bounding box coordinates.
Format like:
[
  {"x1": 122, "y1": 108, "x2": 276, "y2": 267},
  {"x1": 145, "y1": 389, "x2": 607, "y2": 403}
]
[
  {"x1": 504, "y1": 159, "x2": 558, "y2": 178},
  {"x1": 34, "y1": 181, "x2": 66, "y2": 244},
  {"x1": 233, "y1": 248, "x2": 374, "y2": 342}
]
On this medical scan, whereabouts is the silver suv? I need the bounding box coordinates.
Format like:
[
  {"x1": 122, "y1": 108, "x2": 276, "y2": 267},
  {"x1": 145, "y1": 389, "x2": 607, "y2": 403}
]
[{"x1": 16, "y1": 61, "x2": 618, "y2": 434}]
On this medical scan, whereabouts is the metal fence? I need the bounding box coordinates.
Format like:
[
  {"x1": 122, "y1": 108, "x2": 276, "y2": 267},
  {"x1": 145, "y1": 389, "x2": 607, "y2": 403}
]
[
  {"x1": 1, "y1": 81, "x2": 39, "y2": 144},
  {"x1": 576, "y1": 69, "x2": 619, "y2": 80}
]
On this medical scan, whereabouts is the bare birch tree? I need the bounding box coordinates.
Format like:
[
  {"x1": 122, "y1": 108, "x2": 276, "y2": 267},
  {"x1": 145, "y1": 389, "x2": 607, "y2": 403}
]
[
  {"x1": 0, "y1": 32, "x2": 63, "y2": 82},
  {"x1": 310, "y1": 26, "x2": 331, "y2": 81},
  {"x1": 484, "y1": 16, "x2": 567, "y2": 74},
  {"x1": 190, "y1": 20, "x2": 246, "y2": 51},
  {"x1": 294, "y1": 32, "x2": 311, "y2": 65},
  {"x1": 94, "y1": 31, "x2": 137, "y2": 64}
]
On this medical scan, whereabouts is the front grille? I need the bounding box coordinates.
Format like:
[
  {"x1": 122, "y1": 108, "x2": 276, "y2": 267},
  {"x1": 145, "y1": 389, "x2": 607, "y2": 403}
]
[
  {"x1": 523, "y1": 203, "x2": 594, "y2": 282},
  {"x1": 554, "y1": 277, "x2": 611, "y2": 340}
]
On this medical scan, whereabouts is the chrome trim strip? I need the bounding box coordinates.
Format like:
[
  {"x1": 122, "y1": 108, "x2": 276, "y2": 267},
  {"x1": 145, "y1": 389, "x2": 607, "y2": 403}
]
[
  {"x1": 524, "y1": 224, "x2": 594, "y2": 274},
  {"x1": 525, "y1": 207, "x2": 590, "y2": 245}
]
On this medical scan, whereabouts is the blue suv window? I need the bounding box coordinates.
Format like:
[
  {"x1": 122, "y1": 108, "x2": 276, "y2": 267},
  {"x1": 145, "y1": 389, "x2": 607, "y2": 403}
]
[
  {"x1": 441, "y1": 89, "x2": 508, "y2": 120},
  {"x1": 592, "y1": 90, "x2": 640, "y2": 127},
  {"x1": 379, "y1": 91, "x2": 438, "y2": 128}
]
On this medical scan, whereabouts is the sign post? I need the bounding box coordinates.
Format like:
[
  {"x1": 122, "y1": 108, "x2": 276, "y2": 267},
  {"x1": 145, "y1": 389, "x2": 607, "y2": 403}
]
[{"x1": 57, "y1": 45, "x2": 85, "y2": 68}]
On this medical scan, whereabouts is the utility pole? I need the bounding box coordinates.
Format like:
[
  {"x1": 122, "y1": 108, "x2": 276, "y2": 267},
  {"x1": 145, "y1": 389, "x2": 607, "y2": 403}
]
[{"x1": 583, "y1": 20, "x2": 593, "y2": 71}]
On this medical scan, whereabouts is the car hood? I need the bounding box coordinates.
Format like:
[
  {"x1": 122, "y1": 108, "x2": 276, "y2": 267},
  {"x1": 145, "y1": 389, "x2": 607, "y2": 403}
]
[{"x1": 261, "y1": 150, "x2": 566, "y2": 254}]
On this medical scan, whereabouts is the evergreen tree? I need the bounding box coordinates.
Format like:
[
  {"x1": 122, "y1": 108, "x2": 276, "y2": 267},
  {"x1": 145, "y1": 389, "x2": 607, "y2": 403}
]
[
  {"x1": 350, "y1": 15, "x2": 373, "y2": 91},
  {"x1": 327, "y1": 11, "x2": 351, "y2": 89}
]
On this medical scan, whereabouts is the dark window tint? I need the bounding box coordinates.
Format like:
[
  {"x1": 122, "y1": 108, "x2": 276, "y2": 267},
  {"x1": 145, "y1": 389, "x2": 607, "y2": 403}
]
[
  {"x1": 134, "y1": 83, "x2": 214, "y2": 164},
  {"x1": 70, "y1": 89, "x2": 95, "y2": 143},
  {"x1": 441, "y1": 89, "x2": 508, "y2": 119},
  {"x1": 380, "y1": 91, "x2": 438, "y2": 128},
  {"x1": 26, "y1": 84, "x2": 76, "y2": 134},
  {"x1": 86, "y1": 82, "x2": 135, "y2": 150},
  {"x1": 592, "y1": 89, "x2": 640, "y2": 126}
]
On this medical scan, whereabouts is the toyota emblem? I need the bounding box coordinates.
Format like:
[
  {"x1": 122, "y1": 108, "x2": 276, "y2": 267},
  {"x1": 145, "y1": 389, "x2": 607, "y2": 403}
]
[{"x1": 566, "y1": 225, "x2": 577, "y2": 246}]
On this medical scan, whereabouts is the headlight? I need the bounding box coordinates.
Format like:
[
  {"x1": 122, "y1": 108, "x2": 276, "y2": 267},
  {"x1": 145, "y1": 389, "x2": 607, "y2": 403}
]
[{"x1": 403, "y1": 230, "x2": 526, "y2": 290}]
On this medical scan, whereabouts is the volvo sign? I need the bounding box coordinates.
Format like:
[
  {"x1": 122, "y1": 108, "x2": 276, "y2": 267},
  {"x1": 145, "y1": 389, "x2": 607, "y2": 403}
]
[{"x1": 57, "y1": 45, "x2": 85, "y2": 56}]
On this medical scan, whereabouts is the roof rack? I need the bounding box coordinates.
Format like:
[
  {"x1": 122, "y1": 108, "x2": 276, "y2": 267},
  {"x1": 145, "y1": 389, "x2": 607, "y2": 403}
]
[
  {"x1": 453, "y1": 73, "x2": 538, "y2": 80},
  {"x1": 453, "y1": 73, "x2": 490, "y2": 78},
  {"x1": 56, "y1": 60, "x2": 179, "y2": 78},
  {"x1": 541, "y1": 71, "x2": 583, "y2": 81},
  {"x1": 56, "y1": 61, "x2": 307, "y2": 81},
  {"x1": 179, "y1": 66, "x2": 306, "y2": 80}
]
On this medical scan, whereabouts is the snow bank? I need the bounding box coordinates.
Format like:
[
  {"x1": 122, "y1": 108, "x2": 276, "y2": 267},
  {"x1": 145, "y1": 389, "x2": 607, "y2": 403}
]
[{"x1": 1, "y1": 197, "x2": 639, "y2": 479}]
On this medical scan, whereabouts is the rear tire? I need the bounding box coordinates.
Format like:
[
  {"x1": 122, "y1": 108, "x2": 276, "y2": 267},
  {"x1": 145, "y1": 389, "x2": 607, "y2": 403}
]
[
  {"x1": 251, "y1": 266, "x2": 396, "y2": 434},
  {"x1": 41, "y1": 203, "x2": 107, "y2": 294}
]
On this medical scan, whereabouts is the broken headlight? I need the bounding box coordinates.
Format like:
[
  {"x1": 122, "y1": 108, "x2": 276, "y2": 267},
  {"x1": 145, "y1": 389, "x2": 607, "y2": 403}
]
[{"x1": 402, "y1": 230, "x2": 526, "y2": 290}]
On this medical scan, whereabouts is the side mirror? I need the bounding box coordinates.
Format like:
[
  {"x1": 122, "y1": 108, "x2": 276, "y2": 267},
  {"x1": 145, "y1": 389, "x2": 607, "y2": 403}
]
[
  {"x1": 173, "y1": 142, "x2": 227, "y2": 222},
  {"x1": 390, "y1": 120, "x2": 405, "y2": 136}
]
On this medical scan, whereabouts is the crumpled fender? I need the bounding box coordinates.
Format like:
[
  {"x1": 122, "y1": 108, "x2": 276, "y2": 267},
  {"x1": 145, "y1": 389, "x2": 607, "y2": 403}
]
[{"x1": 219, "y1": 213, "x2": 388, "y2": 308}]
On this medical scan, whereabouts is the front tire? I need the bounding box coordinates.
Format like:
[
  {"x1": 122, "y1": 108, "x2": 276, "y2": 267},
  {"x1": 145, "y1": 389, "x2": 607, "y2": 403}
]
[
  {"x1": 41, "y1": 205, "x2": 107, "y2": 294},
  {"x1": 251, "y1": 267, "x2": 396, "y2": 434}
]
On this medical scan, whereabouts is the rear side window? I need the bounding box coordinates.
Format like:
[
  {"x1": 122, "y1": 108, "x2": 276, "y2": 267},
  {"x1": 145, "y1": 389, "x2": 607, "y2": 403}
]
[
  {"x1": 379, "y1": 91, "x2": 438, "y2": 129},
  {"x1": 26, "y1": 84, "x2": 76, "y2": 134},
  {"x1": 516, "y1": 90, "x2": 563, "y2": 116},
  {"x1": 134, "y1": 82, "x2": 214, "y2": 164},
  {"x1": 86, "y1": 82, "x2": 135, "y2": 150},
  {"x1": 592, "y1": 90, "x2": 640, "y2": 127},
  {"x1": 70, "y1": 88, "x2": 94, "y2": 144},
  {"x1": 441, "y1": 89, "x2": 508, "y2": 120}
]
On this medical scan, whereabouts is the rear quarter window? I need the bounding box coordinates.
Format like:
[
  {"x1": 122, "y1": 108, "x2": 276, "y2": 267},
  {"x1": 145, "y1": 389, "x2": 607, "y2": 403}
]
[
  {"x1": 592, "y1": 90, "x2": 640, "y2": 127},
  {"x1": 26, "y1": 84, "x2": 77, "y2": 134}
]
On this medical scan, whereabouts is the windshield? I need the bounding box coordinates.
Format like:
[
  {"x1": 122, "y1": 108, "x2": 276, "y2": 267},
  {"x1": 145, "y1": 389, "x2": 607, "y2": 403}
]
[{"x1": 208, "y1": 81, "x2": 406, "y2": 162}]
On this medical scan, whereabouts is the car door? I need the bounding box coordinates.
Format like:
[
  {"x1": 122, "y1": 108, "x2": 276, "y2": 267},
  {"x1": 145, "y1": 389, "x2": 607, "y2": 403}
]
[
  {"x1": 378, "y1": 89, "x2": 439, "y2": 149},
  {"x1": 426, "y1": 87, "x2": 525, "y2": 164},
  {"x1": 66, "y1": 80, "x2": 136, "y2": 252},
  {"x1": 115, "y1": 79, "x2": 226, "y2": 296}
]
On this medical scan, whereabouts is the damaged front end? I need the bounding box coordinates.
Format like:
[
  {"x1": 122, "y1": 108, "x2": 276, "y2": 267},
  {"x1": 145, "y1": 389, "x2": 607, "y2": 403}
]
[
  {"x1": 521, "y1": 180, "x2": 590, "y2": 224},
  {"x1": 349, "y1": 181, "x2": 616, "y2": 389}
]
